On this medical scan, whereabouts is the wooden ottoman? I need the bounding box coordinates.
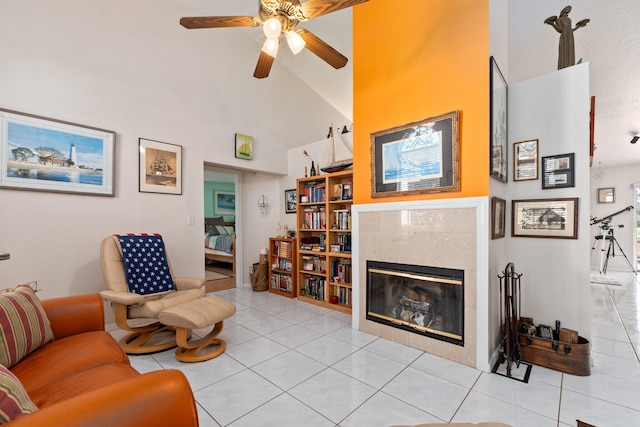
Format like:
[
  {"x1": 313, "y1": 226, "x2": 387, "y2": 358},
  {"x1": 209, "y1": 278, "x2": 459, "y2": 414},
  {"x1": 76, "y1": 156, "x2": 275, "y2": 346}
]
[{"x1": 158, "y1": 295, "x2": 236, "y2": 362}]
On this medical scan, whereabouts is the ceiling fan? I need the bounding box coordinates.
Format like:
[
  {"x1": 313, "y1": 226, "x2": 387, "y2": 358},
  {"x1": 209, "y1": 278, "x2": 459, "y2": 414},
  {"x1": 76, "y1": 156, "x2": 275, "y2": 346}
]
[{"x1": 179, "y1": 0, "x2": 369, "y2": 79}]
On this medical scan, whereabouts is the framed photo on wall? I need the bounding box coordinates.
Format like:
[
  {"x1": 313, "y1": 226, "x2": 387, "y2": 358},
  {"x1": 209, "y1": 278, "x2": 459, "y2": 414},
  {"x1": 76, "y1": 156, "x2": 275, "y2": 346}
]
[
  {"x1": 541, "y1": 153, "x2": 575, "y2": 189},
  {"x1": 214, "y1": 190, "x2": 235, "y2": 214},
  {"x1": 285, "y1": 188, "x2": 297, "y2": 214},
  {"x1": 139, "y1": 138, "x2": 182, "y2": 195},
  {"x1": 0, "y1": 108, "x2": 115, "y2": 196},
  {"x1": 490, "y1": 56, "x2": 508, "y2": 183},
  {"x1": 597, "y1": 187, "x2": 615, "y2": 203},
  {"x1": 513, "y1": 139, "x2": 538, "y2": 181},
  {"x1": 491, "y1": 197, "x2": 506, "y2": 239},
  {"x1": 370, "y1": 110, "x2": 460, "y2": 197},
  {"x1": 512, "y1": 197, "x2": 579, "y2": 239}
]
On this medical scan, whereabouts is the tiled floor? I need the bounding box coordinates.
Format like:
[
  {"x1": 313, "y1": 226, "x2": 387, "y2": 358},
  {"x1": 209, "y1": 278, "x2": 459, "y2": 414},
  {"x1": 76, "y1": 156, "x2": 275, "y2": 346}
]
[{"x1": 111, "y1": 270, "x2": 640, "y2": 426}]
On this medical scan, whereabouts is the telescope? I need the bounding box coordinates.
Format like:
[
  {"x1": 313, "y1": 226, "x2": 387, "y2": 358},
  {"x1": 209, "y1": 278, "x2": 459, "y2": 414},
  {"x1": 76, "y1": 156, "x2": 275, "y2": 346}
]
[{"x1": 590, "y1": 205, "x2": 633, "y2": 226}]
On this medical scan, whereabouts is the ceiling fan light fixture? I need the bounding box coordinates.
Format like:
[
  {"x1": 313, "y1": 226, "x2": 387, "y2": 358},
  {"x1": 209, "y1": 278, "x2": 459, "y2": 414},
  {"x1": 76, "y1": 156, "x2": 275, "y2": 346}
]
[
  {"x1": 286, "y1": 30, "x2": 306, "y2": 54},
  {"x1": 263, "y1": 18, "x2": 282, "y2": 39},
  {"x1": 262, "y1": 38, "x2": 280, "y2": 58}
]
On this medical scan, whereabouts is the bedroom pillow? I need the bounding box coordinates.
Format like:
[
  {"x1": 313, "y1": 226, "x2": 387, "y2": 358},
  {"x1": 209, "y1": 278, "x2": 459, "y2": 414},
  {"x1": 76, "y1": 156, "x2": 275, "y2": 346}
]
[
  {"x1": 215, "y1": 225, "x2": 229, "y2": 235},
  {"x1": 224, "y1": 225, "x2": 235, "y2": 235},
  {"x1": 0, "y1": 284, "x2": 54, "y2": 368},
  {"x1": 204, "y1": 217, "x2": 225, "y2": 233},
  {"x1": 0, "y1": 364, "x2": 38, "y2": 422}
]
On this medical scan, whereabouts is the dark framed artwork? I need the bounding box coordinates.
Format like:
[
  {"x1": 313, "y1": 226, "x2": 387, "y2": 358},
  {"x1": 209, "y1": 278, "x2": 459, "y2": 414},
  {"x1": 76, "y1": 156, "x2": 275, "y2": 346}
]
[
  {"x1": 491, "y1": 197, "x2": 506, "y2": 239},
  {"x1": 597, "y1": 187, "x2": 615, "y2": 203},
  {"x1": 285, "y1": 188, "x2": 297, "y2": 214},
  {"x1": 512, "y1": 197, "x2": 579, "y2": 239},
  {"x1": 371, "y1": 110, "x2": 460, "y2": 197},
  {"x1": 542, "y1": 153, "x2": 575, "y2": 189},
  {"x1": 235, "y1": 133, "x2": 253, "y2": 160},
  {"x1": 0, "y1": 108, "x2": 115, "y2": 196},
  {"x1": 490, "y1": 56, "x2": 508, "y2": 183},
  {"x1": 513, "y1": 139, "x2": 538, "y2": 181},
  {"x1": 139, "y1": 138, "x2": 182, "y2": 195}
]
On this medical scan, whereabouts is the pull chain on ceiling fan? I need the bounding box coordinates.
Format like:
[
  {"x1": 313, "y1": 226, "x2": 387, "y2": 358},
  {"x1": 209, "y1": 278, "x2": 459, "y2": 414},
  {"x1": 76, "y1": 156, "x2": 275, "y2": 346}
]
[{"x1": 179, "y1": 0, "x2": 369, "y2": 79}]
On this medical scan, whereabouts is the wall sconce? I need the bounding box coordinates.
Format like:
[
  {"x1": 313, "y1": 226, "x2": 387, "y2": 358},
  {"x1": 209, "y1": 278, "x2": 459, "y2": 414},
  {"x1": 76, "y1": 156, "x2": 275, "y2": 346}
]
[
  {"x1": 0, "y1": 250, "x2": 10, "y2": 261},
  {"x1": 257, "y1": 195, "x2": 269, "y2": 214},
  {"x1": 631, "y1": 133, "x2": 639, "y2": 144}
]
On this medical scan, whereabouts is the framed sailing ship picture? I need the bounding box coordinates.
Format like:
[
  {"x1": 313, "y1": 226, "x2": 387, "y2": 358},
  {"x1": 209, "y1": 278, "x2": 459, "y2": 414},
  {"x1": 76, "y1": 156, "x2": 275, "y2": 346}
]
[
  {"x1": 139, "y1": 138, "x2": 182, "y2": 195},
  {"x1": 235, "y1": 133, "x2": 253, "y2": 160}
]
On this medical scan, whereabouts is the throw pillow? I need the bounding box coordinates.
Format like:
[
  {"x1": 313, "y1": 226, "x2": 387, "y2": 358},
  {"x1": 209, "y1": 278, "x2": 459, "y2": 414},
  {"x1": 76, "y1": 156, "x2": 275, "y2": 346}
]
[
  {"x1": 116, "y1": 234, "x2": 176, "y2": 296},
  {"x1": 0, "y1": 284, "x2": 54, "y2": 368},
  {"x1": 224, "y1": 225, "x2": 235, "y2": 235},
  {"x1": 215, "y1": 225, "x2": 228, "y2": 235},
  {"x1": 0, "y1": 364, "x2": 37, "y2": 422}
]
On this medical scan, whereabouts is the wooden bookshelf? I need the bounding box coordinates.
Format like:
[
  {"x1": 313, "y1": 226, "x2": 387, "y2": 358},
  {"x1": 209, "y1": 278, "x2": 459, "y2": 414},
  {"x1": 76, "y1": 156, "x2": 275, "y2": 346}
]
[
  {"x1": 268, "y1": 237, "x2": 297, "y2": 298},
  {"x1": 296, "y1": 170, "x2": 352, "y2": 314}
]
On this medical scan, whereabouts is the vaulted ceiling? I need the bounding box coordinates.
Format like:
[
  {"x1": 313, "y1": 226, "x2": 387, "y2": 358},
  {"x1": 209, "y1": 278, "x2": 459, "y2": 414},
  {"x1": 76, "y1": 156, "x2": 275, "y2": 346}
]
[{"x1": 191, "y1": 1, "x2": 640, "y2": 167}]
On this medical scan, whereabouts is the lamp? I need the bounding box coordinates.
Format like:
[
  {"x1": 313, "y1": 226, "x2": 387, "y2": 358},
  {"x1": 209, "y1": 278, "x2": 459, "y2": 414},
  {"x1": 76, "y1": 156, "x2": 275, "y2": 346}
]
[
  {"x1": 262, "y1": 18, "x2": 281, "y2": 39},
  {"x1": 0, "y1": 250, "x2": 9, "y2": 261},
  {"x1": 261, "y1": 38, "x2": 280, "y2": 58},
  {"x1": 593, "y1": 161, "x2": 605, "y2": 181},
  {"x1": 257, "y1": 195, "x2": 269, "y2": 214},
  {"x1": 285, "y1": 30, "x2": 306, "y2": 54}
]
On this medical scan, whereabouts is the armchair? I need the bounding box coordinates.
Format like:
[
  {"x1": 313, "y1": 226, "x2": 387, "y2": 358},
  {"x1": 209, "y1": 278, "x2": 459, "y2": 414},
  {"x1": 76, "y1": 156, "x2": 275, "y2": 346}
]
[{"x1": 100, "y1": 234, "x2": 206, "y2": 354}]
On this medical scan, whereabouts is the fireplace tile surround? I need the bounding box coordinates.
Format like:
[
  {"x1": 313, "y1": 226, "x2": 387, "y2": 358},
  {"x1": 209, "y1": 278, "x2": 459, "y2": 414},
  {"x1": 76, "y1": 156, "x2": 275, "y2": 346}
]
[{"x1": 351, "y1": 198, "x2": 489, "y2": 370}]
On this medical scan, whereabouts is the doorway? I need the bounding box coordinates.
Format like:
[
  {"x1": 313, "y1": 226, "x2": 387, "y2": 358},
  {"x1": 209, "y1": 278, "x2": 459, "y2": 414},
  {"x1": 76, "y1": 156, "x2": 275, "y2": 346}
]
[
  {"x1": 204, "y1": 164, "x2": 243, "y2": 291},
  {"x1": 636, "y1": 184, "x2": 640, "y2": 270}
]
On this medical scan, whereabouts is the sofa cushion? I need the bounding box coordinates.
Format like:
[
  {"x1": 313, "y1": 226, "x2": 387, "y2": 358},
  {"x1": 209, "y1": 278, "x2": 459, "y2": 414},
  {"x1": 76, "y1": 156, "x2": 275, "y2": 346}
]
[
  {"x1": 11, "y1": 330, "x2": 129, "y2": 393},
  {"x1": 0, "y1": 284, "x2": 54, "y2": 368},
  {"x1": 26, "y1": 362, "x2": 139, "y2": 409},
  {"x1": 0, "y1": 364, "x2": 37, "y2": 422}
]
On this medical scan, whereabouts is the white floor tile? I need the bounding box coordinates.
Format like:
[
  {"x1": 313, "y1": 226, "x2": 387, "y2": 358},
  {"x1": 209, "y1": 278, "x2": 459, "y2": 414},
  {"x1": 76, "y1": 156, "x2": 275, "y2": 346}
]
[
  {"x1": 363, "y1": 337, "x2": 423, "y2": 365},
  {"x1": 562, "y1": 371, "x2": 640, "y2": 411},
  {"x1": 559, "y1": 389, "x2": 640, "y2": 427},
  {"x1": 453, "y1": 390, "x2": 557, "y2": 427},
  {"x1": 228, "y1": 393, "x2": 334, "y2": 427},
  {"x1": 195, "y1": 370, "x2": 282, "y2": 426},
  {"x1": 341, "y1": 391, "x2": 443, "y2": 426},
  {"x1": 288, "y1": 368, "x2": 376, "y2": 424},
  {"x1": 225, "y1": 336, "x2": 289, "y2": 367},
  {"x1": 333, "y1": 348, "x2": 408, "y2": 388},
  {"x1": 295, "y1": 334, "x2": 359, "y2": 365},
  {"x1": 251, "y1": 349, "x2": 327, "y2": 390},
  {"x1": 410, "y1": 352, "x2": 481, "y2": 388},
  {"x1": 381, "y1": 366, "x2": 470, "y2": 421},
  {"x1": 264, "y1": 323, "x2": 323, "y2": 348}
]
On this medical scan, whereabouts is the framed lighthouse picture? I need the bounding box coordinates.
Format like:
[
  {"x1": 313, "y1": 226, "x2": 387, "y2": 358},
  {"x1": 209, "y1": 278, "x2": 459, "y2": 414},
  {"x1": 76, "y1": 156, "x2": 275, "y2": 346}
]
[
  {"x1": 139, "y1": 138, "x2": 182, "y2": 195},
  {"x1": 0, "y1": 109, "x2": 115, "y2": 196}
]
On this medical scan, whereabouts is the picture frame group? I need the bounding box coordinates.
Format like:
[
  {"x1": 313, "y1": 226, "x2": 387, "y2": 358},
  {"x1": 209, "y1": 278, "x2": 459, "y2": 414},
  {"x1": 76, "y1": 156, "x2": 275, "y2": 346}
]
[
  {"x1": 370, "y1": 110, "x2": 460, "y2": 198},
  {"x1": 0, "y1": 108, "x2": 115, "y2": 196}
]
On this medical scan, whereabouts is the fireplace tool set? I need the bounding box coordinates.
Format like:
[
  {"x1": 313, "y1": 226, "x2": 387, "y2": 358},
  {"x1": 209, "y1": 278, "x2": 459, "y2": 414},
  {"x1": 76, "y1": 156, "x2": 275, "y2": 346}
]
[
  {"x1": 494, "y1": 262, "x2": 529, "y2": 381},
  {"x1": 590, "y1": 205, "x2": 636, "y2": 275}
]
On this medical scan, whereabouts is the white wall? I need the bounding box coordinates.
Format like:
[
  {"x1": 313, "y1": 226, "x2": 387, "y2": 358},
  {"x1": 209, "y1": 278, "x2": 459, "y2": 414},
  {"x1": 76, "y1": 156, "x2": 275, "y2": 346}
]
[
  {"x1": 0, "y1": 1, "x2": 348, "y2": 306},
  {"x1": 589, "y1": 164, "x2": 639, "y2": 272},
  {"x1": 507, "y1": 63, "x2": 592, "y2": 336}
]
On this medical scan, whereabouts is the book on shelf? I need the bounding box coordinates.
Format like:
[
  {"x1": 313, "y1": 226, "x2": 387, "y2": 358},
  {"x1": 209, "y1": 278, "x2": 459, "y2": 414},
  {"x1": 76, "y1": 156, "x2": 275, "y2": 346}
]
[{"x1": 301, "y1": 275, "x2": 325, "y2": 301}]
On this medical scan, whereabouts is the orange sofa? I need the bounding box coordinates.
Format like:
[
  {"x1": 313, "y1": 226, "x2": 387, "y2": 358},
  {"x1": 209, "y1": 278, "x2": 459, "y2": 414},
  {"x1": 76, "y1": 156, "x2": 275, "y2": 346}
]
[{"x1": 6, "y1": 293, "x2": 198, "y2": 427}]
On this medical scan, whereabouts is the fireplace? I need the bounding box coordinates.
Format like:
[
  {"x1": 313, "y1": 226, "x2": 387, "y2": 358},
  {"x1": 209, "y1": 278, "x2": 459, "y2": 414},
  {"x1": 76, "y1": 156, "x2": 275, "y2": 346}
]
[{"x1": 366, "y1": 260, "x2": 464, "y2": 346}]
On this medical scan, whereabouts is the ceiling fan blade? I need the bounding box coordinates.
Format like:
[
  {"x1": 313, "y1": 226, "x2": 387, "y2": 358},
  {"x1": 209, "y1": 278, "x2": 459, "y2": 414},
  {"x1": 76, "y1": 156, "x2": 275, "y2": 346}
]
[
  {"x1": 299, "y1": 0, "x2": 369, "y2": 20},
  {"x1": 298, "y1": 29, "x2": 348, "y2": 69},
  {"x1": 254, "y1": 51, "x2": 275, "y2": 79},
  {"x1": 180, "y1": 16, "x2": 258, "y2": 29}
]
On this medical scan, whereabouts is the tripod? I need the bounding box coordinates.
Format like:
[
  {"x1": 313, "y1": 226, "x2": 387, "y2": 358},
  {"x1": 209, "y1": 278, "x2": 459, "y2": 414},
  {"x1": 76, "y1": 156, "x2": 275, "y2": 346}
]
[{"x1": 592, "y1": 221, "x2": 636, "y2": 274}]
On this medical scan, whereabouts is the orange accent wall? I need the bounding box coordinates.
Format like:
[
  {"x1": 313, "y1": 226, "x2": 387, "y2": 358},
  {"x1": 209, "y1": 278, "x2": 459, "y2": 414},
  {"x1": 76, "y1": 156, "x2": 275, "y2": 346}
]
[{"x1": 353, "y1": 0, "x2": 490, "y2": 204}]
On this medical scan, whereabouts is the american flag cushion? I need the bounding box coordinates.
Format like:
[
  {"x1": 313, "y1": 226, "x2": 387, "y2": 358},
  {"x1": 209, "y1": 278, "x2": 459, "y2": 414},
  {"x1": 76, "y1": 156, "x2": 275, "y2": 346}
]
[{"x1": 116, "y1": 234, "x2": 176, "y2": 296}]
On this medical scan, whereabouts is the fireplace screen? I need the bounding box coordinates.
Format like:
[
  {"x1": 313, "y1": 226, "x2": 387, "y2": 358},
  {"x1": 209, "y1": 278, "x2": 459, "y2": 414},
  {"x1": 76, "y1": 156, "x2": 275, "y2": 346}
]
[{"x1": 366, "y1": 260, "x2": 464, "y2": 346}]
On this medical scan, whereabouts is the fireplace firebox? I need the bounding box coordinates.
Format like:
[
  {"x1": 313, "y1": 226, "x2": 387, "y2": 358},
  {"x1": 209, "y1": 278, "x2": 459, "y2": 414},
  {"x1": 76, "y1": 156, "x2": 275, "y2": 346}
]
[{"x1": 366, "y1": 260, "x2": 464, "y2": 346}]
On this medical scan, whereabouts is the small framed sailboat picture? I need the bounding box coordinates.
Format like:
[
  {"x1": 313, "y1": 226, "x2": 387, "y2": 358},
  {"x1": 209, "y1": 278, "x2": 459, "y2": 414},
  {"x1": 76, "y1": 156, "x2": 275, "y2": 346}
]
[
  {"x1": 235, "y1": 133, "x2": 253, "y2": 160},
  {"x1": 139, "y1": 138, "x2": 182, "y2": 195}
]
